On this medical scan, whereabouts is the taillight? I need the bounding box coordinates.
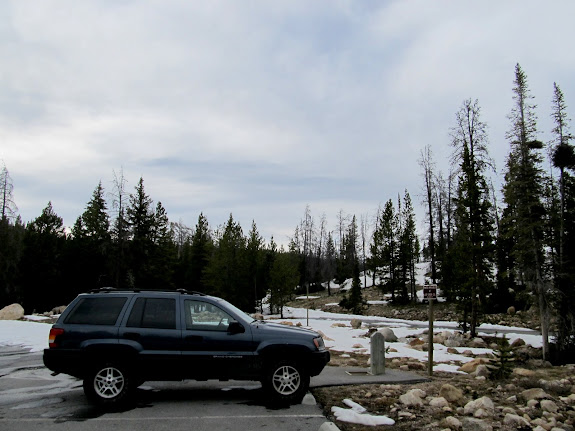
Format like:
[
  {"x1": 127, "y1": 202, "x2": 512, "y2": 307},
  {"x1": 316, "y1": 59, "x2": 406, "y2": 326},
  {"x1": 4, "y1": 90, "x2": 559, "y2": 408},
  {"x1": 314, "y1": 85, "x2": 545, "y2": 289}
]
[{"x1": 48, "y1": 328, "x2": 64, "y2": 348}]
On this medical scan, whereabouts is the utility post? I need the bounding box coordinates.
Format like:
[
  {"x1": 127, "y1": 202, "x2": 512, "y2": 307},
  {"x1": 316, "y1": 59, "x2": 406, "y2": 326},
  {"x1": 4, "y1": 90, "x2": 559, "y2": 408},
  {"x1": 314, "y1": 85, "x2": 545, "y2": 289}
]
[{"x1": 424, "y1": 284, "x2": 437, "y2": 377}]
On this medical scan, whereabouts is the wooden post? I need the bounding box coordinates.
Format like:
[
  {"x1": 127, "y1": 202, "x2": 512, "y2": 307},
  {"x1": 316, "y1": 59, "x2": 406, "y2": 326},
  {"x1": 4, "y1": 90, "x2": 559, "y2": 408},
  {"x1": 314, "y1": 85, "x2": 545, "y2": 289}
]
[
  {"x1": 428, "y1": 297, "x2": 434, "y2": 377},
  {"x1": 370, "y1": 332, "x2": 385, "y2": 375}
]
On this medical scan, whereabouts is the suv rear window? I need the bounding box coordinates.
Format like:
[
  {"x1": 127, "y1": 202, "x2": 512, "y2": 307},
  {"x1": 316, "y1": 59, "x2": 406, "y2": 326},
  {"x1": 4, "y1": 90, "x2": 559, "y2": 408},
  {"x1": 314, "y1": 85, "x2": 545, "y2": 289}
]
[{"x1": 65, "y1": 297, "x2": 127, "y2": 325}]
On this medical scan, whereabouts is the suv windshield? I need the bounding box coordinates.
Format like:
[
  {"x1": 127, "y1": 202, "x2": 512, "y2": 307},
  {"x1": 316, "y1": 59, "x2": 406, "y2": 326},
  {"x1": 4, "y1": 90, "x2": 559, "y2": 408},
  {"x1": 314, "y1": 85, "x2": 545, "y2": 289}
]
[{"x1": 214, "y1": 298, "x2": 256, "y2": 324}]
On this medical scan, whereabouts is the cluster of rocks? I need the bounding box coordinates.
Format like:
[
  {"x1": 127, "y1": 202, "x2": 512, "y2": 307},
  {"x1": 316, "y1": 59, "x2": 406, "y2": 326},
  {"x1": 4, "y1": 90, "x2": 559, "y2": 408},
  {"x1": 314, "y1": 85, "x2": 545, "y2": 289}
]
[
  {"x1": 384, "y1": 376, "x2": 575, "y2": 431},
  {"x1": 0, "y1": 303, "x2": 66, "y2": 321}
]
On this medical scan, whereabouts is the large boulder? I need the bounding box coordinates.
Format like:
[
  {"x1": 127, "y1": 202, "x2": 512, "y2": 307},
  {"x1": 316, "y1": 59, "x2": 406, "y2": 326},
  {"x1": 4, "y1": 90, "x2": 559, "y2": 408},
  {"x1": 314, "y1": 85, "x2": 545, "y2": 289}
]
[
  {"x1": 399, "y1": 389, "x2": 426, "y2": 407},
  {"x1": 464, "y1": 396, "x2": 494, "y2": 418},
  {"x1": 378, "y1": 327, "x2": 398, "y2": 342},
  {"x1": 520, "y1": 388, "x2": 549, "y2": 402},
  {"x1": 458, "y1": 358, "x2": 490, "y2": 374},
  {"x1": 461, "y1": 417, "x2": 493, "y2": 431},
  {"x1": 0, "y1": 303, "x2": 24, "y2": 320},
  {"x1": 439, "y1": 384, "x2": 464, "y2": 404},
  {"x1": 350, "y1": 319, "x2": 362, "y2": 329},
  {"x1": 503, "y1": 414, "x2": 530, "y2": 428}
]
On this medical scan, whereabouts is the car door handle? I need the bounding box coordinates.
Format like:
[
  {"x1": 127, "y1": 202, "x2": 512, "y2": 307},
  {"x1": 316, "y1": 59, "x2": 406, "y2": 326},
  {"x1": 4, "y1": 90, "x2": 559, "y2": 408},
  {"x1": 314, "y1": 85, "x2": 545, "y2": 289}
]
[
  {"x1": 185, "y1": 335, "x2": 203, "y2": 342},
  {"x1": 124, "y1": 332, "x2": 141, "y2": 341}
]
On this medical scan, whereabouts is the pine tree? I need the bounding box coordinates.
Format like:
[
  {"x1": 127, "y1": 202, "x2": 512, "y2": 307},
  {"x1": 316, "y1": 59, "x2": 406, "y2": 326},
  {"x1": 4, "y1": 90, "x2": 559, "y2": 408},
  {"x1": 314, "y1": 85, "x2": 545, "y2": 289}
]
[
  {"x1": 70, "y1": 183, "x2": 112, "y2": 291},
  {"x1": 22, "y1": 202, "x2": 67, "y2": 311},
  {"x1": 190, "y1": 213, "x2": 212, "y2": 292},
  {"x1": 399, "y1": 191, "x2": 419, "y2": 303},
  {"x1": 126, "y1": 177, "x2": 156, "y2": 289},
  {"x1": 501, "y1": 64, "x2": 549, "y2": 358},
  {"x1": 372, "y1": 199, "x2": 399, "y2": 300},
  {"x1": 445, "y1": 99, "x2": 495, "y2": 337},
  {"x1": 550, "y1": 83, "x2": 575, "y2": 356},
  {"x1": 323, "y1": 232, "x2": 336, "y2": 295},
  {"x1": 204, "y1": 214, "x2": 250, "y2": 310}
]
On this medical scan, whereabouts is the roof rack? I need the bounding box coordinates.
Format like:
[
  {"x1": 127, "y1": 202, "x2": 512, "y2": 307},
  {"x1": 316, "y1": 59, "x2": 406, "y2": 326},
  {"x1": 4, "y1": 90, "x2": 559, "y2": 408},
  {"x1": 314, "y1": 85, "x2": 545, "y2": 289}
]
[
  {"x1": 89, "y1": 287, "x2": 117, "y2": 293},
  {"x1": 176, "y1": 288, "x2": 206, "y2": 296},
  {"x1": 87, "y1": 287, "x2": 207, "y2": 296}
]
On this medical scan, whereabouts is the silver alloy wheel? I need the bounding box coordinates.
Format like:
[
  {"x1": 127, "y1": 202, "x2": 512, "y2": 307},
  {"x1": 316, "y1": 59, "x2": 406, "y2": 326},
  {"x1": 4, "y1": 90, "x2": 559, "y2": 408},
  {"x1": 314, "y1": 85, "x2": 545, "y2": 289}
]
[
  {"x1": 93, "y1": 366, "x2": 125, "y2": 399},
  {"x1": 271, "y1": 365, "x2": 301, "y2": 396}
]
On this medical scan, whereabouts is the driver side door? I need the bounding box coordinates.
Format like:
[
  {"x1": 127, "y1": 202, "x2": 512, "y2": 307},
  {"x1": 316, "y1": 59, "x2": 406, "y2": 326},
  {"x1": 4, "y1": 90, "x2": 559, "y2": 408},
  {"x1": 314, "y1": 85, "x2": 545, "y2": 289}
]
[{"x1": 180, "y1": 299, "x2": 255, "y2": 380}]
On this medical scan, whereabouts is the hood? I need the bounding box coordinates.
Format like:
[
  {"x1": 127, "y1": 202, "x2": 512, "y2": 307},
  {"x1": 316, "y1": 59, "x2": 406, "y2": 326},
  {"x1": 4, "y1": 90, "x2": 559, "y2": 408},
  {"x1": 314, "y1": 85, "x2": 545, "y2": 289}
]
[{"x1": 251, "y1": 321, "x2": 319, "y2": 338}]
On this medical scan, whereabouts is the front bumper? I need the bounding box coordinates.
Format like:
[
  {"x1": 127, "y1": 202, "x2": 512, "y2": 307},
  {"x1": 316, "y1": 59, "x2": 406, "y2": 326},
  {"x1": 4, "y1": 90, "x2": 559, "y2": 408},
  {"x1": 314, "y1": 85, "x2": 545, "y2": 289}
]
[{"x1": 308, "y1": 350, "x2": 330, "y2": 376}]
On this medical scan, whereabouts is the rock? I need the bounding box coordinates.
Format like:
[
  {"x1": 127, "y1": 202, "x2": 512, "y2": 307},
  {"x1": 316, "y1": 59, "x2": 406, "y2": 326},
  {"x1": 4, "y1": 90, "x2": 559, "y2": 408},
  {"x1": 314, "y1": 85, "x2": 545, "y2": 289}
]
[
  {"x1": 52, "y1": 305, "x2": 67, "y2": 314},
  {"x1": 502, "y1": 407, "x2": 517, "y2": 415},
  {"x1": 464, "y1": 396, "x2": 494, "y2": 417},
  {"x1": 442, "y1": 416, "x2": 462, "y2": 430},
  {"x1": 507, "y1": 306, "x2": 516, "y2": 315},
  {"x1": 520, "y1": 388, "x2": 549, "y2": 401},
  {"x1": 513, "y1": 367, "x2": 535, "y2": 377},
  {"x1": 409, "y1": 338, "x2": 425, "y2": 347},
  {"x1": 459, "y1": 358, "x2": 490, "y2": 374},
  {"x1": 447, "y1": 347, "x2": 459, "y2": 354},
  {"x1": 503, "y1": 413, "x2": 530, "y2": 428},
  {"x1": 511, "y1": 337, "x2": 526, "y2": 348},
  {"x1": 0, "y1": 303, "x2": 24, "y2": 320},
  {"x1": 540, "y1": 399, "x2": 559, "y2": 413},
  {"x1": 399, "y1": 389, "x2": 426, "y2": 407},
  {"x1": 317, "y1": 330, "x2": 334, "y2": 342},
  {"x1": 429, "y1": 397, "x2": 449, "y2": 408},
  {"x1": 378, "y1": 327, "x2": 398, "y2": 342},
  {"x1": 473, "y1": 365, "x2": 490, "y2": 378},
  {"x1": 445, "y1": 332, "x2": 466, "y2": 348},
  {"x1": 440, "y1": 384, "x2": 464, "y2": 404},
  {"x1": 471, "y1": 338, "x2": 487, "y2": 348},
  {"x1": 461, "y1": 417, "x2": 492, "y2": 431},
  {"x1": 351, "y1": 319, "x2": 362, "y2": 329}
]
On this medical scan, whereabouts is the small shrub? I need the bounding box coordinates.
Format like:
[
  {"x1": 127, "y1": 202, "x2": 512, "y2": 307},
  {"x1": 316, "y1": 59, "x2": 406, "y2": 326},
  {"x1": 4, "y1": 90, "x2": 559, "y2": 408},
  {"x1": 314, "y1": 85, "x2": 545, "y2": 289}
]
[{"x1": 487, "y1": 335, "x2": 515, "y2": 380}]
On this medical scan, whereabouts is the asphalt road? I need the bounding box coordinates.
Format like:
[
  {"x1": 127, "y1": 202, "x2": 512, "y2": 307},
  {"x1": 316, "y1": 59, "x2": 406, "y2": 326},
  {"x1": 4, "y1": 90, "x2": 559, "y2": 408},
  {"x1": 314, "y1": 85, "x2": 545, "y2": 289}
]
[{"x1": 0, "y1": 347, "x2": 329, "y2": 431}]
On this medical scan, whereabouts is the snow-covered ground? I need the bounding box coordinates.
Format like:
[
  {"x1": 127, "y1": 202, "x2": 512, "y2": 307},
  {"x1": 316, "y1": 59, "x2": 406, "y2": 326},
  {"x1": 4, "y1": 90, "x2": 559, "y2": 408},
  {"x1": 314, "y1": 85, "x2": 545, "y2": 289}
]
[
  {"x1": 1, "y1": 307, "x2": 542, "y2": 369},
  {"x1": 0, "y1": 306, "x2": 543, "y2": 428}
]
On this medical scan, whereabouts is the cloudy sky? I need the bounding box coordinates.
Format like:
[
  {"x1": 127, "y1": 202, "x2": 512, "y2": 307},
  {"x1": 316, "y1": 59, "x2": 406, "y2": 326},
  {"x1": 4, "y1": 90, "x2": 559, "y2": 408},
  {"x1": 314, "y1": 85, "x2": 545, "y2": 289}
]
[{"x1": 1, "y1": 1, "x2": 574, "y2": 244}]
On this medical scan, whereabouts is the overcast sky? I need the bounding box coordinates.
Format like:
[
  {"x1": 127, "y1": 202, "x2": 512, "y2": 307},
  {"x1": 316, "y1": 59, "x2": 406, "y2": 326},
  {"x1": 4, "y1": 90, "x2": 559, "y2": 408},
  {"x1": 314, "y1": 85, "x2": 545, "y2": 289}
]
[{"x1": 1, "y1": 1, "x2": 574, "y2": 245}]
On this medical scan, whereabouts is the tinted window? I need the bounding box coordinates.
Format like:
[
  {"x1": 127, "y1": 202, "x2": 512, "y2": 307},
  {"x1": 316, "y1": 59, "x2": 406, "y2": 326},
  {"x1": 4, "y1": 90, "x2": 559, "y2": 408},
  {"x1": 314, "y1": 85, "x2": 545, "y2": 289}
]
[
  {"x1": 127, "y1": 298, "x2": 176, "y2": 330},
  {"x1": 65, "y1": 297, "x2": 127, "y2": 325},
  {"x1": 185, "y1": 300, "x2": 233, "y2": 331}
]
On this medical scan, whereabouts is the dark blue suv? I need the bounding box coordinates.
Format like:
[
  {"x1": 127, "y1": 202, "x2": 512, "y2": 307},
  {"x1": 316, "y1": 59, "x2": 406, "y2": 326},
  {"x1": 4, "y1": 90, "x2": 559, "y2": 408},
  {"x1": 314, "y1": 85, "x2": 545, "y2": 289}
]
[{"x1": 43, "y1": 289, "x2": 330, "y2": 406}]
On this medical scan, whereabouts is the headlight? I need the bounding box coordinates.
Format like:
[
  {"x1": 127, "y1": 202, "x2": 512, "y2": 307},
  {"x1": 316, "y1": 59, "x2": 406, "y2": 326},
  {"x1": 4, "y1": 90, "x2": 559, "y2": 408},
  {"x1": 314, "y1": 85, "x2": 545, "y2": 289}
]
[{"x1": 313, "y1": 337, "x2": 325, "y2": 350}]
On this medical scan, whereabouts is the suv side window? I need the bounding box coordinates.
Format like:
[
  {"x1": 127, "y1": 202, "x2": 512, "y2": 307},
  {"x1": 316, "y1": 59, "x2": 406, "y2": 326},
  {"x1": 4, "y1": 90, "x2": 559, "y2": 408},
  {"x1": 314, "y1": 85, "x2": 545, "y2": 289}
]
[
  {"x1": 65, "y1": 297, "x2": 127, "y2": 325},
  {"x1": 127, "y1": 298, "x2": 176, "y2": 330},
  {"x1": 185, "y1": 300, "x2": 233, "y2": 331}
]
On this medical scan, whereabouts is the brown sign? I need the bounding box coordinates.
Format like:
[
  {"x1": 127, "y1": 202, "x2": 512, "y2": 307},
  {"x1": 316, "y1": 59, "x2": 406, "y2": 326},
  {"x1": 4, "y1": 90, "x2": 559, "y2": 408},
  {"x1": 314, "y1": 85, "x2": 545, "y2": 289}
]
[{"x1": 423, "y1": 285, "x2": 437, "y2": 299}]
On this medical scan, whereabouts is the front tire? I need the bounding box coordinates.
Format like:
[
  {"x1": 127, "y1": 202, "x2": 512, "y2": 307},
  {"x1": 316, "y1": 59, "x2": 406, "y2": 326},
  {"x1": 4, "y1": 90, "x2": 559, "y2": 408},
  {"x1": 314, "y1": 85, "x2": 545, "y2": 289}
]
[
  {"x1": 263, "y1": 360, "x2": 309, "y2": 405},
  {"x1": 83, "y1": 363, "x2": 133, "y2": 407}
]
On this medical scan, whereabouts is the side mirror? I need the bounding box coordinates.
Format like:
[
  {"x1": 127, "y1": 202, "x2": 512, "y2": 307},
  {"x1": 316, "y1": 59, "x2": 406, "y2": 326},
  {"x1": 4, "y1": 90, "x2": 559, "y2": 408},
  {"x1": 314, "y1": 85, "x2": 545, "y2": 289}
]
[{"x1": 228, "y1": 321, "x2": 245, "y2": 335}]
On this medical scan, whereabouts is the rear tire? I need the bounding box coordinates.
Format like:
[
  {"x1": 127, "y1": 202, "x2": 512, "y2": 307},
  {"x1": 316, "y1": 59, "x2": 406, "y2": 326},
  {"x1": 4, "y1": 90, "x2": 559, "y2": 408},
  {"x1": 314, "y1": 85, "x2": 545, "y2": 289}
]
[
  {"x1": 262, "y1": 360, "x2": 309, "y2": 405},
  {"x1": 83, "y1": 362, "x2": 133, "y2": 407}
]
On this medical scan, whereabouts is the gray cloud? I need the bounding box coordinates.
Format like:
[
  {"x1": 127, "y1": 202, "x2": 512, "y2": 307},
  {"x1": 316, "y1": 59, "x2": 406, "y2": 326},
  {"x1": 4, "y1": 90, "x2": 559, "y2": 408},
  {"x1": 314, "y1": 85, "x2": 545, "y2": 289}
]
[{"x1": 1, "y1": 0, "x2": 574, "y2": 243}]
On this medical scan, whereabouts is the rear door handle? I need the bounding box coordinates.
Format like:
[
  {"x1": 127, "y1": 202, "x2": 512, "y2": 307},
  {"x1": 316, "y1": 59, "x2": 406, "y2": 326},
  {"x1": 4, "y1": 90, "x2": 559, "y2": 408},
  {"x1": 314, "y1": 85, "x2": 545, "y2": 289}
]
[{"x1": 185, "y1": 335, "x2": 203, "y2": 342}]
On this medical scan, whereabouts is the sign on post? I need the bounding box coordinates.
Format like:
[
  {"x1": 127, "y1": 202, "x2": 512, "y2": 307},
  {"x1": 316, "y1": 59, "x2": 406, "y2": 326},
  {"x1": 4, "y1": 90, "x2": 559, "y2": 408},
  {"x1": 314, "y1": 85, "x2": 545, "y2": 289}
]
[{"x1": 423, "y1": 285, "x2": 437, "y2": 300}]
